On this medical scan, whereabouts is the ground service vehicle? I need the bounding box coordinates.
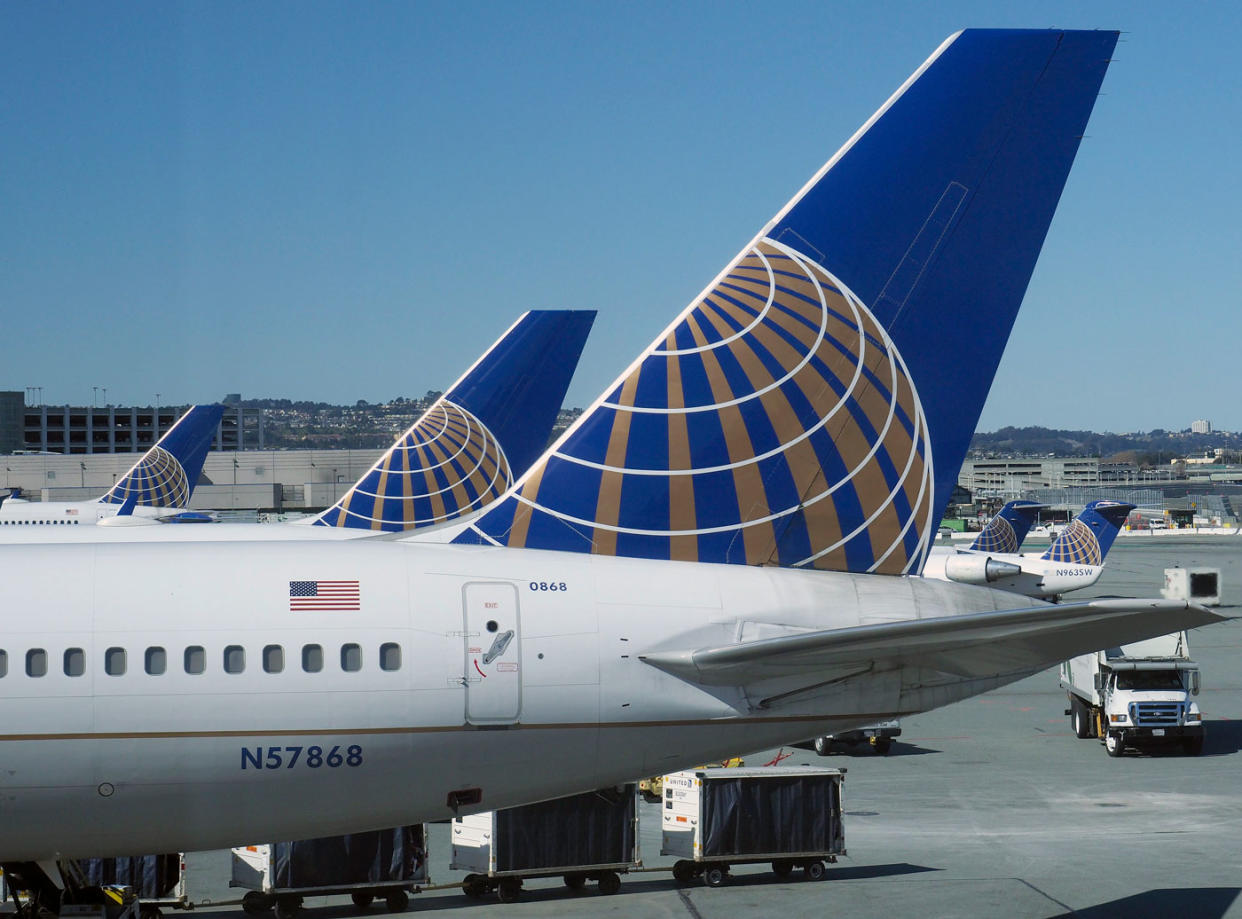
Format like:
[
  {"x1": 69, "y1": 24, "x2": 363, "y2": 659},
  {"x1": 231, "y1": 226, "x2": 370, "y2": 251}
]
[
  {"x1": 451, "y1": 786, "x2": 639, "y2": 903},
  {"x1": 812, "y1": 720, "x2": 901, "y2": 755},
  {"x1": 1061, "y1": 631, "x2": 1204, "y2": 756},
  {"x1": 662, "y1": 766, "x2": 845, "y2": 887}
]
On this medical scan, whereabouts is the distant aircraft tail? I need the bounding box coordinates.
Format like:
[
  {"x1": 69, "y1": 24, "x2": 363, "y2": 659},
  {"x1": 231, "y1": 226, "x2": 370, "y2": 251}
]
[
  {"x1": 969, "y1": 500, "x2": 1045, "y2": 553},
  {"x1": 1041, "y1": 500, "x2": 1135, "y2": 565},
  {"x1": 315, "y1": 310, "x2": 595, "y2": 531},
  {"x1": 453, "y1": 29, "x2": 1117, "y2": 573},
  {"x1": 99, "y1": 404, "x2": 224, "y2": 509}
]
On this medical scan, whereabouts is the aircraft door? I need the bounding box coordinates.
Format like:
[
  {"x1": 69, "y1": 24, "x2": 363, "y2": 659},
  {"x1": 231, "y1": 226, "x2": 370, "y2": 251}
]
[{"x1": 462, "y1": 582, "x2": 522, "y2": 724}]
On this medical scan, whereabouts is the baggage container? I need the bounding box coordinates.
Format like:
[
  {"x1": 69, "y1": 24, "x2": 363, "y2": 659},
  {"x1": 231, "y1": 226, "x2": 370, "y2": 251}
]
[
  {"x1": 76, "y1": 856, "x2": 188, "y2": 917},
  {"x1": 230, "y1": 826, "x2": 427, "y2": 919},
  {"x1": 450, "y1": 785, "x2": 639, "y2": 902},
  {"x1": 661, "y1": 766, "x2": 845, "y2": 887}
]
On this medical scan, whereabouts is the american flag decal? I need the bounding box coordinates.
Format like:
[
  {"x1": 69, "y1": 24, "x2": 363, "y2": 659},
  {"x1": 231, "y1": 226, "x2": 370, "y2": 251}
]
[{"x1": 289, "y1": 580, "x2": 361, "y2": 611}]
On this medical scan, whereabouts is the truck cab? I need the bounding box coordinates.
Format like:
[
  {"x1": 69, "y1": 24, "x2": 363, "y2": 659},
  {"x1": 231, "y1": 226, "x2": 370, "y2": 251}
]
[{"x1": 1061, "y1": 631, "x2": 1204, "y2": 757}]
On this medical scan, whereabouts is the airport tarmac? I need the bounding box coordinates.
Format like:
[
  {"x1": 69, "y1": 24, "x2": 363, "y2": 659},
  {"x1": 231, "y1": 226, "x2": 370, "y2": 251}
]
[{"x1": 154, "y1": 539, "x2": 1242, "y2": 917}]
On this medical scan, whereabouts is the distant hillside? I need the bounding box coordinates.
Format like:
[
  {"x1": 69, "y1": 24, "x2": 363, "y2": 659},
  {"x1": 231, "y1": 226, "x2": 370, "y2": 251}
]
[{"x1": 969, "y1": 426, "x2": 1242, "y2": 463}]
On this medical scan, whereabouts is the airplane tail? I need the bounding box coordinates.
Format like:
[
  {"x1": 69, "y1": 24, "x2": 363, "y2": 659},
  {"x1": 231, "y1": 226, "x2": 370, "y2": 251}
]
[
  {"x1": 99, "y1": 404, "x2": 224, "y2": 508},
  {"x1": 969, "y1": 500, "x2": 1045, "y2": 553},
  {"x1": 315, "y1": 310, "x2": 595, "y2": 531},
  {"x1": 453, "y1": 30, "x2": 1118, "y2": 574},
  {"x1": 1041, "y1": 500, "x2": 1135, "y2": 566}
]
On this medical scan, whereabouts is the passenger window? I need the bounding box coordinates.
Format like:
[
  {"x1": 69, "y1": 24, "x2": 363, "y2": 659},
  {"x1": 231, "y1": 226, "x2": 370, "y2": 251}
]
[
  {"x1": 145, "y1": 646, "x2": 167, "y2": 675},
  {"x1": 379, "y1": 642, "x2": 401, "y2": 672},
  {"x1": 64, "y1": 647, "x2": 86, "y2": 677},
  {"x1": 184, "y1": 645, "x2": 206, "y2": 675},
  {"x1": 27, "y1": 648, "x2": 47, "y2": 678},
  {"x1": 341, "y1": 643, "x2": 362, "y2": 672},
  {"x1": 263, "y1": 645, "x2": 284, "y2": 674},
  {"x1": 302, "y1": 644, "x2": 323, "y2": 673},
  {"x1": 223, "y1": 645, "x2": 245, "y2": 674},
  {"x1": 105, "y1": 647, "x2": 126, "y2": 676},
  {"x1": 0, "y1": 649, "x2": 7, "y2": 677}
]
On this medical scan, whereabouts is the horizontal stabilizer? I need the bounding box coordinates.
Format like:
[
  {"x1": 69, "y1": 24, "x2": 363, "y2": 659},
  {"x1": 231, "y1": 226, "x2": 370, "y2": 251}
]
[{"x1": 639, "y1": 599, "x2": 1227, "y2": 686}]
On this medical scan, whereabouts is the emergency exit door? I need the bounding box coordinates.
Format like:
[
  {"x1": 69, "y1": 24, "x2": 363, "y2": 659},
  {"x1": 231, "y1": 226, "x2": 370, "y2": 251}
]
[{"x1": 462, "y1": 582, "x2": 522, "y2": 723}]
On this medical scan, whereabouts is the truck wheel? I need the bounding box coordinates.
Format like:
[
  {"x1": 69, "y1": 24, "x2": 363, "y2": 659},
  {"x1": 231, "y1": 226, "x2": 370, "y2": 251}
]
[
  {"x1": 1183, "y1": 735, "x2": 1204, "y2": 756},
  {"x1": 241, "y1": 893, "x2": 273, "y2": 915},
  {"x1": 771, "y1": 859, "x2": 794, "y2": 878},
  {"x1": 803, "y1": 861, "x2": 827, "y2": 882},
  {"x1": 383, "y1": 891, "x2": 408, "y2": 913},
  {"x1": 813, "y1": 736, "x2": 830, "y2": 756},
  {"x1": 597, "y1": 872, "x2": 622, "y2": 896},
  {"x1": 496, "y1": 879, "x2": 522, "y2": 904},
  {"x1": 873, "y1": 738, "x2": 892, "y2": 755},
  {"x1": 1105, "y1": 731, "x2": 1124, "y2": 757},
  {"x1": 703, "y1": 866, "x2": 728, "y2": 888},
  {"x1": 672, "y1": 861, "x2": 697, "y2": 884},
  {"x1": 1071, "y1": 698, "x2": 1092, "y2": 739},
  {"x1": 349, "y1": 893, "x2": 373, "y2": 910},
  {"x1": 461, "y1": 875, "x2": 487, "y2": 899}
]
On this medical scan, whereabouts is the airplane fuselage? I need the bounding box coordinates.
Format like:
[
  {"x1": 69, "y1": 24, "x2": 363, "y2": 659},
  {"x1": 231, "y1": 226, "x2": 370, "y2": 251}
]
[{"x1": 0, "y1": 539, "x2": 1032, "y2": 861}]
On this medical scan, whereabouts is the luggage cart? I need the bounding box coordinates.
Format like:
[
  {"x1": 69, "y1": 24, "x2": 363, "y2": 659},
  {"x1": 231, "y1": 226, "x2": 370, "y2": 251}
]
[
  {"x1": 230, "y1": 826, "x2": 427, "y2": 919},
  {"x1": 451, "y1": 785, "x2": 640, "y2": 903},
  {"x1": 76, "y1": 855, "x2": 188, "y2": 918},
  {"x1": 662, "y1": 766, "x2": 845, "y2": 887}
]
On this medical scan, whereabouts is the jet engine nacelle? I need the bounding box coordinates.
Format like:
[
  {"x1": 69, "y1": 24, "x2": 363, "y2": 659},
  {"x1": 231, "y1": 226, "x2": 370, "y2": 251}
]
[{"x1": 943, "y1": 553, "x2": 1023, "y2": 585}]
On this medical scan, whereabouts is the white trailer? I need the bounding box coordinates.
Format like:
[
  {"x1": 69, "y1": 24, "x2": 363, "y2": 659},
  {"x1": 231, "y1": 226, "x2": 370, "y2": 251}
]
[
  {"x1": 1061, "y1": 630, "x2": 1204, "y2": 757},
  {"x1": 662, "y1": 766, "x2": 845, "y2": 887},
  {"x1": 451, "y1": 785, "x2": 640, "y2": 903},
  {"x1": 811, "y1": 720, "x2": 901, "y2": 755}
]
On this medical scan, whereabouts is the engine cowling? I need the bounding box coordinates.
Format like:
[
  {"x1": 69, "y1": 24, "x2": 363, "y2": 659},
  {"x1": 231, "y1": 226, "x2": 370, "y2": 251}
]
[{"x1": 943, "y1": 553, "x2": 1023, "y2": 585}]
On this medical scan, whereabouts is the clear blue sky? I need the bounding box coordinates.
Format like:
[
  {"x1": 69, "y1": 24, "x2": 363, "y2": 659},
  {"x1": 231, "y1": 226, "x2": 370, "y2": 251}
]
[{"x1": 3, "y1": 1, "x2": 1239, "y2": 433}]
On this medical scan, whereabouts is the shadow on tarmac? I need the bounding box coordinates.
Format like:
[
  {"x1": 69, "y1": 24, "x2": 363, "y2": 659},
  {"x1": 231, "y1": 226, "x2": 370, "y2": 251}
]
[
  {"x1": 1203, "y1": 719, "x2": 1242, "y2": 756},
  {"x1": 1053, "y1": 887, "x2": 1240, "y2": 919},
  {"x1": 799, "y1": 741, "x2": 941, "y2": 758},
  {"x1": 293, "y1": 863, "x2": 942, "y2": 911}
]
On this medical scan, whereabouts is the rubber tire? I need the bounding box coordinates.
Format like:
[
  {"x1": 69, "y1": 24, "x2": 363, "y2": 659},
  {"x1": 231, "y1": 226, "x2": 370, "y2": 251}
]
[
  {"x1": 461, "y1": 875, "x2": 487, "y2": 900},
  {"x1": 771, "y1": 859, "x2": 794, "y2": 878},
  {"x1": 1071, "y1": 698, "x2": 1092, "y2": 739},
  {"x1": 672, "y1": 861, "x2": 697, "y2": 884},
  {"x1": 273, "y1": 897, "x2": 302, "y2": 919},
  {"x1": 1183, "y1": 734, "x2": 1204, "y2": 756},
  {"x1": 241, "y1": 893, "x2": 274, "y2": 916},
  {"x1": 497, "y1": 879, "x2": 522, "y2": 904},
  {"x1": 563, "y1": 874, "x2": 586, "y2": 890},
  {"x1": 1105, "y1": 731, "x2": 1125, "y2": 757},
  {"x1": 873, "y1": 738, "x2": 892, "y2": 755},
  {"x1": 350, "y1": 893, "x2": 373, "y2": 911},
  {"x1": 140, "y1": 907, "x2": 163, "y2": 919},
  {"x1": 384, "y1": 891, "x2": 408, "y2": 913},
  {"x1": 703, "y1": 866, "x2": 728, "y2": 888},
  {"x1": 804, "y1": 861, "x2": 827, "y2": 882},
  {"x1": 597, "y1": 872, "x2": 622, "y2": 896},
  {"x1": 813, "y1": 736, "x2": 830, "y2": 756}
]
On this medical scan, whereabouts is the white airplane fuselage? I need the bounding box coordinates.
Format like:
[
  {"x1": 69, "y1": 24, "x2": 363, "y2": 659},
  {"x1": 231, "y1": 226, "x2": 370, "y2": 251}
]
[
  {"x1": 0, "y1": 500, "x2": 171, "y2": 528},
  {"x1": 0, "y1": 539, "x2": 1032, "y2": 861}
]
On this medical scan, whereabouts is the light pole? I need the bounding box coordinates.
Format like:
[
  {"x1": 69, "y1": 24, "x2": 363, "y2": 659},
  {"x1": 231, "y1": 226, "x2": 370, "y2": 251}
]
[
  {"x1": 79, "y1": 461, "x2": 86, "y2": 488},
  {"x1": 92, "y1": 387, "x2": 98, "y2": 408}
]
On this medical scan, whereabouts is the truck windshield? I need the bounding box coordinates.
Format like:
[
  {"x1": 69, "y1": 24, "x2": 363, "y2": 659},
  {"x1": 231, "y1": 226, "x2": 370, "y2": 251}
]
[{"x1": 1116, "y1": 670, "x2": 1184, "y2": 691}]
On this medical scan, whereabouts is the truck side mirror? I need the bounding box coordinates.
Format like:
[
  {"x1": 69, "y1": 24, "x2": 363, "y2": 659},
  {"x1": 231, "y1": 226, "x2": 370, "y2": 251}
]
[
  {"x1": 1093, "y1": 673, "x2": 1105, "y2": 693},
  {"x1": 1191, "y1": 671, "x2": 1201, "y2": 696}
]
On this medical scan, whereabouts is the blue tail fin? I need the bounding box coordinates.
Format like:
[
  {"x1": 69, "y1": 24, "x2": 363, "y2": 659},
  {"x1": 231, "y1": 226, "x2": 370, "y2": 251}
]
[
  {"x1": 316, "y1": 310, "x2": 595, "y2": 531},
  {"x1": 453, "y1": 30, "x2": 1117, "y2": 573},
  {"x1": 969, "y1": 500, "x2": 1045, "y2": 553},
  {"x1": 1041, "y1": 500, "x2": 1134, "y2": 565},
  {"x1": 99, "y1": 404, "x2": 224, "y2": 508}
]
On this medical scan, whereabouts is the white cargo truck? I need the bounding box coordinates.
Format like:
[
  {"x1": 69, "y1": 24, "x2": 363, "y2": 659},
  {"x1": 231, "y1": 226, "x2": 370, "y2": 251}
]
[{"x1": 1060, "y1": 630, "x2": 1204, "y2": 757}]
